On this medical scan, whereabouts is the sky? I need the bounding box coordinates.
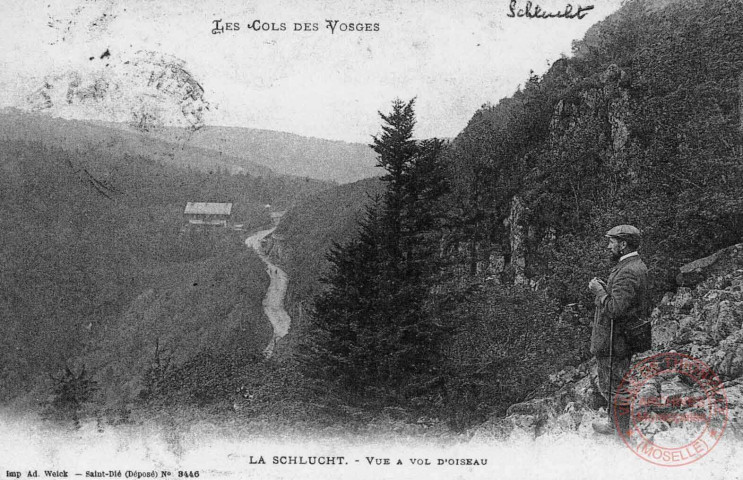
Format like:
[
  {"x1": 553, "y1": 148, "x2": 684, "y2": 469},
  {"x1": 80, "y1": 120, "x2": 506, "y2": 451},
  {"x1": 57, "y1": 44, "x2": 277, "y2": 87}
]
[{"x1": 0, "y1": 0, "x2": 626, "y2": 142}]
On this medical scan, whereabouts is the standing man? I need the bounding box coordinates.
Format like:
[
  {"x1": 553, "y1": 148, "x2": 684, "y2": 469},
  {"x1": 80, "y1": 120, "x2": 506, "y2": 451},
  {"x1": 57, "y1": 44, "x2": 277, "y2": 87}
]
[{"x1": 589, "y1": 225, "x2": 651, "y2": 435}]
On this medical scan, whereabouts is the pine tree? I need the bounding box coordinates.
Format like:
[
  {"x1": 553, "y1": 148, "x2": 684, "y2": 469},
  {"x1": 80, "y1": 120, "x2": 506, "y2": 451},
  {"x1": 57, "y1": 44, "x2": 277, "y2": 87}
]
[
  {"x1": 372, "y1": 98, "x2": 418, "y2": 262},
  {"x1": 301, "y1": 99, "x2": 452, "y2": 409},
  {"x1": 302, "y1": 201, "x2": 386, "y2": 394}
]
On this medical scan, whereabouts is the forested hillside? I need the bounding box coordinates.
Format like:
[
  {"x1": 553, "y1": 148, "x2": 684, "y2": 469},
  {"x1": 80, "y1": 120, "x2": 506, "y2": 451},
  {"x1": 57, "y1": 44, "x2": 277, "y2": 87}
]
[
  {"x1": 448, "y1": 0, "x2": 742, "y2": 299},
  {"x1": 276, "y1": 0, "x2": 743, "y2": 429},
  {"x1": 0, "y1": 118, "x2": 330, "y2": 415},
  {"x1": 270, "y1": 178, "x2": 384, "y2": 322}
]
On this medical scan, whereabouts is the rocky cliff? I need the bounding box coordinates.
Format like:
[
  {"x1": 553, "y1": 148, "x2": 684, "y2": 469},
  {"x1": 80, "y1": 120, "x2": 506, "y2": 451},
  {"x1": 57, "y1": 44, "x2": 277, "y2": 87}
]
[
  {"x1": 473, "y1": 243, "x2": 743, "y2": 441},
  {"x1": 486, "y1": 62, "x2": 637, "y2": 287}
]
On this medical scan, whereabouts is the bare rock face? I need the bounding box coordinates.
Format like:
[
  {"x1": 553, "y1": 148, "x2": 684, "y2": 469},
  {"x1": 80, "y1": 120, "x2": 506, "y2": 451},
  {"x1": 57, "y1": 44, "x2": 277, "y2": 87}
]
[
  {"x1": 600, "y1": 64, "x2": 632, "y2": 155},
  {"x1": 473, "y1": 243, "x2": 743, "y2": 440},
  {"x1": 505, "y1": 196, "x2": 528, "y2": 285}
]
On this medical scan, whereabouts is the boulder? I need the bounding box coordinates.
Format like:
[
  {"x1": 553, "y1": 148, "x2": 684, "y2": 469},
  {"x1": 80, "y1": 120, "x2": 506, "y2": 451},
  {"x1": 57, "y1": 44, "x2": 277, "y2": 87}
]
[
  {"x1": 705, "y1": 297, "x2": 743, "y2": 342},
  {"x1": 672, "y1": 287, "x2": 694, "y2": 313},
  {"x1": 470, "y1": 414, "x2": 535, "y2": 442},
  {"x1": 721, "y1": 379, "x2": 743, "y2": 438},
  {"x1": 709, "y1": 329, "x2": 743, "y2": 381},
  {"x1": 676, "y1": 243, "x2": 743, "y2": 287},
  {"x1": 653, "y1": 318, "x2": 679, "y2": 349}
]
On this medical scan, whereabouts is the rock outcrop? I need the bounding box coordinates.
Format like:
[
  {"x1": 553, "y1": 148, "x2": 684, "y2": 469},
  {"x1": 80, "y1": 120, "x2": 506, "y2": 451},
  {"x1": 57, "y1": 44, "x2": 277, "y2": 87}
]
[
  {"x1": 474, "y1": 244, "x2": 743, "y2": 441},
  {"x1": 505, "y1": 196, "x2": 528, "y2": 285}
]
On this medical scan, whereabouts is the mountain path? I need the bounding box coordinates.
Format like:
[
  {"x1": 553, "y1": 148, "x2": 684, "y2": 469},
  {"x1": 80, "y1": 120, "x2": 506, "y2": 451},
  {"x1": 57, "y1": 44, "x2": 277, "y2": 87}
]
[{"x1": 245, "y1": 219, "x2": 291, "y2": 358}]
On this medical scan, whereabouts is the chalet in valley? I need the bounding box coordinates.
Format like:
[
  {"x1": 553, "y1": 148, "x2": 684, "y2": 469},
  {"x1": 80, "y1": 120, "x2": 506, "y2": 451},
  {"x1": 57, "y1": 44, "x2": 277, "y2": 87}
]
[{"x1": 183, "y1": 202, "x2": 233, "y2": 227}]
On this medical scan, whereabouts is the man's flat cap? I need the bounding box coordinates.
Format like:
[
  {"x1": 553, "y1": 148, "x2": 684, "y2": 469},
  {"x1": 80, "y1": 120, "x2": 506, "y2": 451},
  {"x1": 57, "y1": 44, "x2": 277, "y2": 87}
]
[{"x1": 605, "y1": 224, "x2": 642, "y2": 239}]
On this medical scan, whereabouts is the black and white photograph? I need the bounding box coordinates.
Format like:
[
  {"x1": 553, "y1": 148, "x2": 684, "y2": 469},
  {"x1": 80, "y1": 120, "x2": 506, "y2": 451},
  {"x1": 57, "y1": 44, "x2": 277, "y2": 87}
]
[{"x1": 0, "y1": 0, "x2": 742, "y2": 478}]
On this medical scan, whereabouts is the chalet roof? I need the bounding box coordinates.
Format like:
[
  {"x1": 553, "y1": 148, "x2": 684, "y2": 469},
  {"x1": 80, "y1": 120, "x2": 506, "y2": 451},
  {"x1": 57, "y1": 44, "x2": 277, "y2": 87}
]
[{"x1": 184, "y1": 202, "x2": 233, "y2": 215}]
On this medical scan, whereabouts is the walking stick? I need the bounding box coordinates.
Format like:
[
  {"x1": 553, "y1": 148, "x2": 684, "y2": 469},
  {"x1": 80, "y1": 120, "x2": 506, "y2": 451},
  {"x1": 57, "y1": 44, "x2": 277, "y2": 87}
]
[{"x1": 607, "y1": 313, "x2": 616, "y2": 429}]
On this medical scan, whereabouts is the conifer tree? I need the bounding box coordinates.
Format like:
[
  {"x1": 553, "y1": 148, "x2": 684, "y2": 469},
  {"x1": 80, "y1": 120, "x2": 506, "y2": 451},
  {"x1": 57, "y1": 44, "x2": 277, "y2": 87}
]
[
  {"x1": 302, "y1": 99, "x2": 452, "y2": 408},
  {"x1": 302, "y1": 201, "x2": 386, "y2": 393}
]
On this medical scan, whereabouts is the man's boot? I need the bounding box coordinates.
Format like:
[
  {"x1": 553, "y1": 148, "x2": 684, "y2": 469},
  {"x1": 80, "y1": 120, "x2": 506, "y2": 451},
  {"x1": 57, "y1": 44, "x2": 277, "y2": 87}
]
[
  {"x1": 615, "y1": 407, "x2": 632, "y2": 438},
  {"x1": 592, "y1": 418, "x2": 616, "y2": 435},
  {"x1": 592, "y1": 404, "x2": 632, "y2": 436}
]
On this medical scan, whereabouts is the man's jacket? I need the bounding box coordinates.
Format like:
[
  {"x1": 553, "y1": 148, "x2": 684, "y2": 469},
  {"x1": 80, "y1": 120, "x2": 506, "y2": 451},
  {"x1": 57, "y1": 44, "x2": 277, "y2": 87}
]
[{"x1": 590, "y1": 254, "x2": 651, "y2": 358}]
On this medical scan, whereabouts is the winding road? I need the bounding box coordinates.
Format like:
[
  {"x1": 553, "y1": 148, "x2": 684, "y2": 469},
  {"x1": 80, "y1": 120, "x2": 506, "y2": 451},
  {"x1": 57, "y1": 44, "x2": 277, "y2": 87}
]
[{"x1": 245, "y1": 224, "x2": 291, "y2": 358}]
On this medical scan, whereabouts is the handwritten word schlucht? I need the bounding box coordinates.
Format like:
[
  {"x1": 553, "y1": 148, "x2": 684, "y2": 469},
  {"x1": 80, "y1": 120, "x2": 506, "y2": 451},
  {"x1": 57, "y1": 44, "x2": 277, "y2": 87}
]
[{"x1": 507, "y1": 0, "x2": 595, "y2": 19}]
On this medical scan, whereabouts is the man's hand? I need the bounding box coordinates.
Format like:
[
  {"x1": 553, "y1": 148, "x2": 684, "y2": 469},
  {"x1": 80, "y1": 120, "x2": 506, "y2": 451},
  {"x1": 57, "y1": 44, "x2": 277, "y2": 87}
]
[{"x1": 589, "y1": 277, "x2": 606, "y2": 296}]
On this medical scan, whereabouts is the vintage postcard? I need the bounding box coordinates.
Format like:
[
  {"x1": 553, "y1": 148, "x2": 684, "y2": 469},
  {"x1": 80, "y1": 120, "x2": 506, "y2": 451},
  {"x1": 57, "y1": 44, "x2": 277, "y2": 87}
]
[{"x1": 1, "y1": 0, "x2": 742, "y2": 479}]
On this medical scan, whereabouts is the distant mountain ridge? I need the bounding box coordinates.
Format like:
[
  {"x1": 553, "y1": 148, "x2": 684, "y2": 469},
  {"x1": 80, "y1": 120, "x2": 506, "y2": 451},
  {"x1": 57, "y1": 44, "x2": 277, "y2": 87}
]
[
  {"x1": 0, "y1": 109, "x2": 275, "y2": 178},
  {"x1": 0, "y1": 109, "x2": 380, "y2": 184},
  {"x1": 115, "y1": 123, "x2": 381, "y2": 184}
]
